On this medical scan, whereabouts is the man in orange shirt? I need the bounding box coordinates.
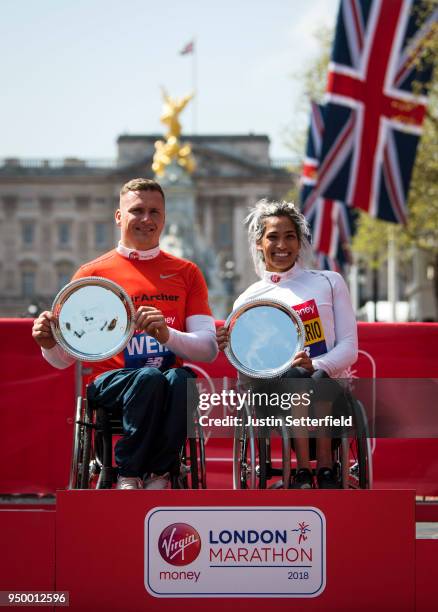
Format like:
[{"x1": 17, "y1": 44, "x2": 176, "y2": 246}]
[{"x1": 32, "y1": 178, "x2": 218, "y2": 489}]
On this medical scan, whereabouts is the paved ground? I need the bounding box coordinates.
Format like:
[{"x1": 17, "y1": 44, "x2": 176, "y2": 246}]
[
  {"x1": 0, "y1": 495, "x2": 55, "y2": 505},
  {"x1": 416, "y1": 523, "x2": 438, "y2": 539}
]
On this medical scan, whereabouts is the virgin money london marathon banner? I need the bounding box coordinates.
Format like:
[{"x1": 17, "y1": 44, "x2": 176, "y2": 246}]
[{"x1": 145, "y1": 506, "x2": 325, "y2": 597}]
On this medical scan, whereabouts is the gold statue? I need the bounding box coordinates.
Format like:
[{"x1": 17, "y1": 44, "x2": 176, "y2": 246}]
[{"x1": 152, "y1": 88, "x2": 196, "y2": 176}]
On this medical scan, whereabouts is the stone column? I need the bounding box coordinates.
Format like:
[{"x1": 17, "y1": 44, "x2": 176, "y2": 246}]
[
  {"x1": 408, "y1": 248, "x2": 436, "y2": 321},
  {"x1": 203, "y1": 198, "x2": 214, "y2": 248},
  {"x1": 233, "y1": 200, "x2": 255, "y2": 294},
  {"x1": 2, "y1": 196, "x2": 18, "y2": 294},
  {"x1": 39, "y1": 197, "x2": 54, "y2": 295}
]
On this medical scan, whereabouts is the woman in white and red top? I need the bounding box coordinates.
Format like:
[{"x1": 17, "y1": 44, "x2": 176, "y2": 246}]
[{"x1": 217, "y1": 199, "x2": 358, "y2": 489}]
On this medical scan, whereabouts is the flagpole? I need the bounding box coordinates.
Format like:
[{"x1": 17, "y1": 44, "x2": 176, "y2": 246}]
[
  {"x1": 387, "y1": 225, "x2": 398, "y2": 322},
  {"x1": 349, "y1": 263, "x2": 359, "y2": 315},
  {"x1": 179, "y1": 39, "x2": 197, "y2": 134},
  {"x1": 192, "y1": 36, "x2": 197, "y2": 134}
]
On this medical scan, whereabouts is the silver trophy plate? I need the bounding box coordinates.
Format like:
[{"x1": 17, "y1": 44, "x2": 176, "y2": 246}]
[
  {"x1": 51, "y1": 276, "x2": 136, "y2": 361},
  {"x1": 224, "y1": 297, "x2": 305, "y2": 378}
]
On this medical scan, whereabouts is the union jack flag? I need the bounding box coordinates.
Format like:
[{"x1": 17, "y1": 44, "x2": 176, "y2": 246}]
[
  {"x1": 317, "y1": 0, "x2": 437, "y2": 224},
  {"x1": 300, "y1": 101, "x2": 357, "y2": 271},
  {"x1": 301, "y1": 100, "x2": 324, "y2": 190},
  {"x1": 314, "y1": 253, "x2": 344, "y2": 273},
  {"x1": 309, "y1": 197, "x2": 356, "y2": 263}
]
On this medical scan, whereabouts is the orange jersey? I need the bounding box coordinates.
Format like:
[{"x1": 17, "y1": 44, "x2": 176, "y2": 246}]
[{"x1": 72, "y1": 249, "x2": 212, "y2": 378}]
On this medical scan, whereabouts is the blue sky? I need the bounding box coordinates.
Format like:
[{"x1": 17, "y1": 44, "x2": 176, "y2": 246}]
[{"x1": 0, "y1": 0, "x2": 339, "y2": 160}]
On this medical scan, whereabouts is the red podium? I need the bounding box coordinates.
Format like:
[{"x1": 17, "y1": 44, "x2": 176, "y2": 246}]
[{"x1": 54, "y1": 490, "x2": 414, "y2": 611}]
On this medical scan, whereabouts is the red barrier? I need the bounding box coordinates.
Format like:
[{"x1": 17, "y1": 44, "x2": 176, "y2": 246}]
[
  {"x1": 356, "y1": 322, "x2": 438, "y2": 377},
  {"x1": 1, "y1": 319, "x2": 438, "y2": 495},
  {"x1": 0, "y1": 319, "x2": 75, "y2": 494},
  {"x1": 0, "y1": 509, "x2": 55, "y2": 591},
  {"x1": 356, "y1": 323, "x2": 438, "y2": 496},
  {"x1": 416, "y1": 539, "x2": 438, "y2": 612}
]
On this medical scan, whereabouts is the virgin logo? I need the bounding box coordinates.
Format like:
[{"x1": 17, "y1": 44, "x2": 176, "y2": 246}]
[{"x1": 158, "y1": 523, "x2": 201, "y2": 566}]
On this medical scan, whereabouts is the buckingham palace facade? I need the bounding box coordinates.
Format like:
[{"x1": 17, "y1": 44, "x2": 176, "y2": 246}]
[{"x1": 0, "y1": 134, "x2": 294, "y2": 317}]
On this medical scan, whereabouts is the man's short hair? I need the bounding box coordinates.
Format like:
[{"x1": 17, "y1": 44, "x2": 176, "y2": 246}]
[{"x1": 120, "y1": 178, "x2": 165, "y2": 203}]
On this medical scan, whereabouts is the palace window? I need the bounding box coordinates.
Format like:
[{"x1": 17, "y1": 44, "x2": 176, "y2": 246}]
[
  {"x1": 58, "y1": 222, "x2": 71, "y2": 247},
  {"x1": 22, "y1": 222, "x2": 35, "y2": 247},
  {"x1": 22, "y1": 271, "x2": 36, "y2": 297},
  {"x1": 94, "y1": 222, "x2": 108, "y2": 248}
]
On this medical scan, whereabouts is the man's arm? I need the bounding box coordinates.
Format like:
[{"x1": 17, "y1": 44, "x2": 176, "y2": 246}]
[
  {"x1": 165, "y1": 315, "x2": 218, "y2": 362},
  {"x1": 131, "y1": 306, "x2": 218, "y2": 363},
  {"x1": 171, "y1": 262, "x2": 218, "y2": 361}
]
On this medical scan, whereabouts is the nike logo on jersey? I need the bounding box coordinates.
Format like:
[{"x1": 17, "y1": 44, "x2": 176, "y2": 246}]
[{"x1": 160, "y1": 273, "x2": 178, "y2": 279}]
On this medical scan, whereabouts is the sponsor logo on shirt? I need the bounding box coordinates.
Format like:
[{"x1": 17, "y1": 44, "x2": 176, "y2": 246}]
[
  {"x1": 131, "y1": 293, "x2": 180, "y2": 304},
  {"x1": 294, "y1": 299, "x2": 327, "y2": 358}
]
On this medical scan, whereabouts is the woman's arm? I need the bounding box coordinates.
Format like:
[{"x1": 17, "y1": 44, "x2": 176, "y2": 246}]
[{"x1": 312, "y1": 273, "x2": 358, "y2": 377}]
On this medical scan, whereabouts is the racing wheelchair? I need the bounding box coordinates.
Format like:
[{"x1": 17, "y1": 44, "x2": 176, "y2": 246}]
[{"x1": 69, "y1": 387, "x2": 207, "y2": 490}]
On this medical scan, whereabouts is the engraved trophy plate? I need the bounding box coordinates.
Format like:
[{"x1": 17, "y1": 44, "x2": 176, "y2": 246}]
[
  {"x1": 224, "y1": 297, "x2": 305, "y2": 378},
  {"x1": 51, "y1": 276, "x2": 136, "y2": 362}
]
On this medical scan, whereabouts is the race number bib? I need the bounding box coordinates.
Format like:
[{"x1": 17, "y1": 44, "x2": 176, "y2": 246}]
[
  {"x1": 293, "y1": 300, "x2": 327, "y2": 358},
  {"x1": 123, "y1": 333, "x2": 176, "y2": 370}
]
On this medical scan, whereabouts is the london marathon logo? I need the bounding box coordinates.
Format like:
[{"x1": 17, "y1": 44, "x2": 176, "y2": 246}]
[
  {"x1": 292, "y1": 521, "x2": 311, "y2": 545},
  {"x1": 158, "y1": 523, "x2": 201, "y2": 566}
]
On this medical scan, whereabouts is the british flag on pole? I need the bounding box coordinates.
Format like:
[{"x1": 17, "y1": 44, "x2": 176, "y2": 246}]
[
  {"x1": 317, "y1": 0, "x2": 437, "y2": 224},
  {"x1": 300, "y1": 101, "x2": 357, "y2": 271}
]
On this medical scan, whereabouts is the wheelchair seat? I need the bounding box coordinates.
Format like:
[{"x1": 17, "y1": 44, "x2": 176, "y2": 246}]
[{"x1": 233, "y1": 387, "x2": 372, "y2": 490}]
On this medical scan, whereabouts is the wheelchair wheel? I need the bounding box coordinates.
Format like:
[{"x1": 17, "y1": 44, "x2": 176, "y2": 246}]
[
  {"x1": 257, "y1": 437, "x2": 267, "y2": 489},
  {"x1": 280, "y1": 424, "x2": 291, "y2": 489},
  {"x1": 340, "y1": 399, "x2": 372, "y2": 489},
  {"x1": 69, "y1": 396, "x2": 84, "y2": 489},
  {"x1": 267, "y1": 426, "x2": 292, "y2": 489},
  {"x1": 233, "y1": 404, "x2": 267, "y2": 489},
  {"x1": 78, "y1": 399, "x2": 93, "y2": 488},
  {"x1": 179, "y1": 420, "x2": 207, "y2": 489},
  {"x1": 87, "y1": 429, "x2": 103, "y2": 489},
  {"x1": 349, "y1": 436, "x2": 371, "y2": 488},
  {"x1": 69, "y1": 396, "x2": 97, "y2": 490}
]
